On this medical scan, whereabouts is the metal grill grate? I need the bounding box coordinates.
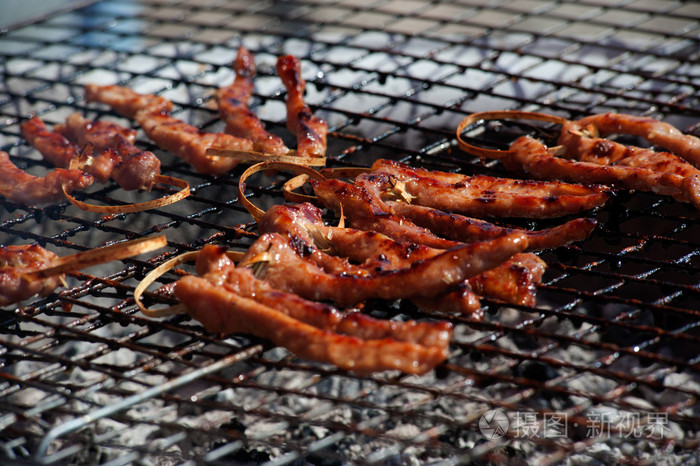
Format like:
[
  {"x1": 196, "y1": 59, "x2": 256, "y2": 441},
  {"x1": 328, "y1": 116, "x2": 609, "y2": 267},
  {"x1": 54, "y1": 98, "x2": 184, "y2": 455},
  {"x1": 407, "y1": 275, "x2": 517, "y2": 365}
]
[{"x1": 1, "y1": 0, "x2": 699, "y2": 464}]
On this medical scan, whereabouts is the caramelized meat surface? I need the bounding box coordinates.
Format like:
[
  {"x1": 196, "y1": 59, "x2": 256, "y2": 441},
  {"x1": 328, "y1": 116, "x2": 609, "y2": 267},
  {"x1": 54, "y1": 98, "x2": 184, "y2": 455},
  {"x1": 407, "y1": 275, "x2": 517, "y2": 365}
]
[
  {"x1": 0, "y1": 244, "x2": 62, "y2": 306},
  {"x1": 0, "y1": 151, "x2": 93, "y2": 206},
  {"x1": 369, "y1": 159, "x2": 610, "y2": 218},
  {"x1": 86, "y1": 84, "x2": 253, "y2": 175},
  {"x1": 216, "y1": 47, "x2": 289, "y2": 156},
  {"x1": 276, "y1": 55, "x2": 328, "y2": 158}
]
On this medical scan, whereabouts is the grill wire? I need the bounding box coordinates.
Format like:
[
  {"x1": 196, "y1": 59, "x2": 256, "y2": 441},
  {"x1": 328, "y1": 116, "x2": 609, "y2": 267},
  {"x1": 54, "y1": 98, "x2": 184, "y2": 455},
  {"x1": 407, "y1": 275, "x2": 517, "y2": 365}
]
[{"x1": 1, "y1": 0, "x2": 699, "y2": 464}]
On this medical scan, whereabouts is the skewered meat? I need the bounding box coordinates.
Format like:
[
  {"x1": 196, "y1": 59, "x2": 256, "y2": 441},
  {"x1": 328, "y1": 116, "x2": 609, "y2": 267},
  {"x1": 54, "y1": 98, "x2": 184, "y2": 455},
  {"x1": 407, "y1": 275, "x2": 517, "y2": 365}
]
[
  {"x1": 276, "y1": 55, "x2": 328, "y2": 158},
  {"x1": 313, "y1": 177, "x2": 458, "y2": 249},
  {"x1": 192, "y1": 244, "x2": 452, "y2": 348},
  {"x1": 0, "y1": 151, "x2": 93, "y2": 206},
  {"x1": 504, "y1": 136, "x2": 700, "y2": 209},
  {"x1": 22, "y1": 114, "x2": 161, "y2": 191},
  {"x1": 241, "y1": 230, "x2": 528, "y2": 307},
  {"x1": 553, "y1": 114, "x2": 700, "y2": 207},
  {"x1": 109, "y1": 136, "x2": 162, "y2": 191},
  {"x1": 354, "y1": 171, "x2": 598, "y2": 249},
  {"x1": 369, "y1": 159, "x2": 610, "y2": 218},
  {"x1": 275, "y1": 204, "x2": 544, "y2": 309},
  {"x1": 0, "y1": 244, "x2": 62, "y2": 307},
  {"x1": 306, "y1": 181, "x2": 552, "y2": 308},
  {"x1": 54, "y1": 112, "x2": 137, "y2": 151},
  {"x1": 563, "y1": 112, "x2": 700, "y2": 168},
  {"x1": 314, "y1": 176, "x2": 596, "y2": 251},
  {"x1": 175, "y1": 275, "x2": 449, "y2": 374},
  {"x1": 384, "y1": 199, "x2": 597, "y2": 251},
  {"x1": 84, "y1": 84, "x2": 172, "y2": 118},
  {"x1": 468, "y1": 253, "x2": 546, "y2": 307},
  {"x1": 216, "y1": 47, "x2": 289, "y2": 156},
  {"x1": 86, "y1": 84, "x2": 254, "y2": 175},
  {"x1": 20, "y1": 117, "x2": 86, "y2": 168}
]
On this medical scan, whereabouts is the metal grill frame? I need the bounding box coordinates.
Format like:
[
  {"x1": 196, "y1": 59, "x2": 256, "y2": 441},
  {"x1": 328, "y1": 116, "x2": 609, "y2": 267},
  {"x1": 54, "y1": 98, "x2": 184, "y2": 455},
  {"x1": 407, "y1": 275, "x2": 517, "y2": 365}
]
[{"x1": 1, "y1": 0, "x2": 699, "y2": 464}]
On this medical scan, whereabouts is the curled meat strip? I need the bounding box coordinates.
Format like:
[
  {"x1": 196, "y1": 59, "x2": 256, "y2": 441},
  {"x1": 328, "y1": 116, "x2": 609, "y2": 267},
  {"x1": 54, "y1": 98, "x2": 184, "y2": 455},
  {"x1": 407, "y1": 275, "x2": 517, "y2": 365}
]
[
  {"x1": 0, "y1": 151, "x2": 93, "y2": 206},
  {"x1": 504, "y1": 136, "x2": 700, "y2": 209},
  {"x1": 216, "y1": 47, "x2": 289, "y2": 156},
  {"x1": 242, "y1": 229, "x2": 528, "y2": 307},
  {"x1": 564, "y1": 113, "x2": 700, "y2": 168},
  {"x1": 22, "y1": 114, "x2": 160, "y2": 191},
  {"x1": 276, "y1": 55, "x2": 328, "y2": 158},
  {"x1": 553, "y1": 115, "x2": 700, "y2": 207},
  {"x1": 0, "y1": 244, "x2": 62, "y2": 307},
  {"x1": 369, "y1": 159, "x2": 610, "y2": 218},
  {"x1": 86, "y1": 84, "x2": 253, "y2": 175}
]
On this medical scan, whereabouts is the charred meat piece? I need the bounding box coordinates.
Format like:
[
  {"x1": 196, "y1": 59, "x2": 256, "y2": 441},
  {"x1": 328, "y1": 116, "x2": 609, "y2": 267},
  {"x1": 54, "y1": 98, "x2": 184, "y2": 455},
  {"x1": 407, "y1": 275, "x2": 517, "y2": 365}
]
[
  {"x1": 0, "y1": 244, "x2": 62, "y2": 306},
  {"x1": 505, "y1": 136, "x2": 700, "y2": 209},
  {"x1": 241, "y1": 230, "x2": 528, "y2": 307},
  {"x1": 565, "y1": 112, "x2": 700, "y2": 168},
  {"x1": 468, "y1": 253, "x2": 546, "y2": 307},
  {"x1": 313, "y1": 177, "x2": 458, "y2": 249},
  {"x1": 175, "y1": 274, "x2": 449, "y2": 374},
  {"x1": 276, "y1": 55, "x2": 328, "y2": 158},
  {"x1": 193, "y1": 244, "x2": 452, "y2": 349},
  {"x1": 22, "y1": 114, "x2": 161, "y2": 191},
  {"x1": 109, "y1": 135, "x2": 161, "y2": 191},
  {"x1": 369, "y1": 159, "x2": 610, "y2": 218},
  {"x1": 216, "y1": 47, "x2": 289, "y2": 156},
  {"x1": 85, "y1": 83, "x2": 172, "y2": 118},
  {"x1": 86, "y1": 84, "x2": 253, "y2": 175},
  {"x1": 20, "y1": 117, "x2": 81, "y2": 168},
  {"x1": 54, "y1": 112, "x2": 137, "y2": 152},
  {"x1": 383, "y1": 199, "x2": 597, "y2": 251},
  {"x1": 0, "y1": 151, "x2": 93, "y2": 206},
  {"x1": 308, "y1": 182, "x2": 552, "y2": 308},
  {"x1": 258, "y1": 203, "x2": 485, "y2": 312}
]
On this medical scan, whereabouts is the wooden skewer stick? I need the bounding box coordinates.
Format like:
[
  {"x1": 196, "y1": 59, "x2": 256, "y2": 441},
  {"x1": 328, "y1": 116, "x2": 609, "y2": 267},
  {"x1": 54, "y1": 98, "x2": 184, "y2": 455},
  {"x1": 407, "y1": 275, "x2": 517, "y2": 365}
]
[
  {"x1": 206, "y1": 147, "x2": 327, "y2": 167},
  {"x1": 24, "y1": 235, "x2": 168, "y2": 280}
]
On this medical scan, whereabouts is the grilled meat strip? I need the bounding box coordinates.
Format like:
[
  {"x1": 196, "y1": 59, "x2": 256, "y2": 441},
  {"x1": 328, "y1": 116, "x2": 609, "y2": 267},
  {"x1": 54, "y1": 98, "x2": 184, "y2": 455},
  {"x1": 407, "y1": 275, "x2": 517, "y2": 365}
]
[
  {"x1": 86, "y1": 84, "x2": 253, "y2": 175},
  {"x1": 192, "y1": 244, "x2": 452, "y2": 348},
  {"x1": 313, "y1": 177, "x2": 458, "y2": 249},
  {"x1": 85, "y1": 84, "x2": 172, "y2": 118},
  {"x1": 242, "y1": 226, "x2": 528, "y2": 307},
  {"x1": 469, "y1": 253, "x2": 546, "y2": 307},
  {"x1": 504, "y1": 136, "x2": 700, "y2": 209},
  {"x1": 276, "y1": 55, "x2": 328, "y2": 158},
  {"x1": 369, "y1": 159, "x2": 610, "y2": 218},
  {"x1": 175, "y1": 275, "x2": 449, "y2": 374},
  {"x1": 216, "y1": 47, "x2": 289, "y2": 156},
  {"x1": 564, "y1": 113, "x2": 700, "y2": 168},
  {"x1": 257, "y1": 202, "x2": 481, "y2": 314},
  {"x1": 356, "y1": 172, "x2": 597, "y2": 250},
  {"x1": 22, "y1": 114, "x2": 160, "y2": 190},
  {"x1": 0, "y1": 244, "x2": 62, "y2": 306},
  {"x1": 316, "y1": 176, "x2": 595, "y2": 251},
  {"x1": 301, "y1": 210, "x2": 544, "y2": 309},
  {"x1": 54, "y1": 112, "x2": 137, "y2": 151},
  {"x1": 0, "y1": 151, "x2": 93, "y2": 206},
  {"x1": 309, "y1": 182, "x2": 549, "y2": 308}
]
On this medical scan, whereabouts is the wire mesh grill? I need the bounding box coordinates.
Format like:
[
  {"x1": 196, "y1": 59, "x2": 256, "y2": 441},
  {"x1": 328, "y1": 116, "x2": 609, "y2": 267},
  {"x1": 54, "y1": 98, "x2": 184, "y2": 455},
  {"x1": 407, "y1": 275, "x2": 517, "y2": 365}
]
[{"x1": 1, "y1": 0, "x2": 699, "y2": 464}]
